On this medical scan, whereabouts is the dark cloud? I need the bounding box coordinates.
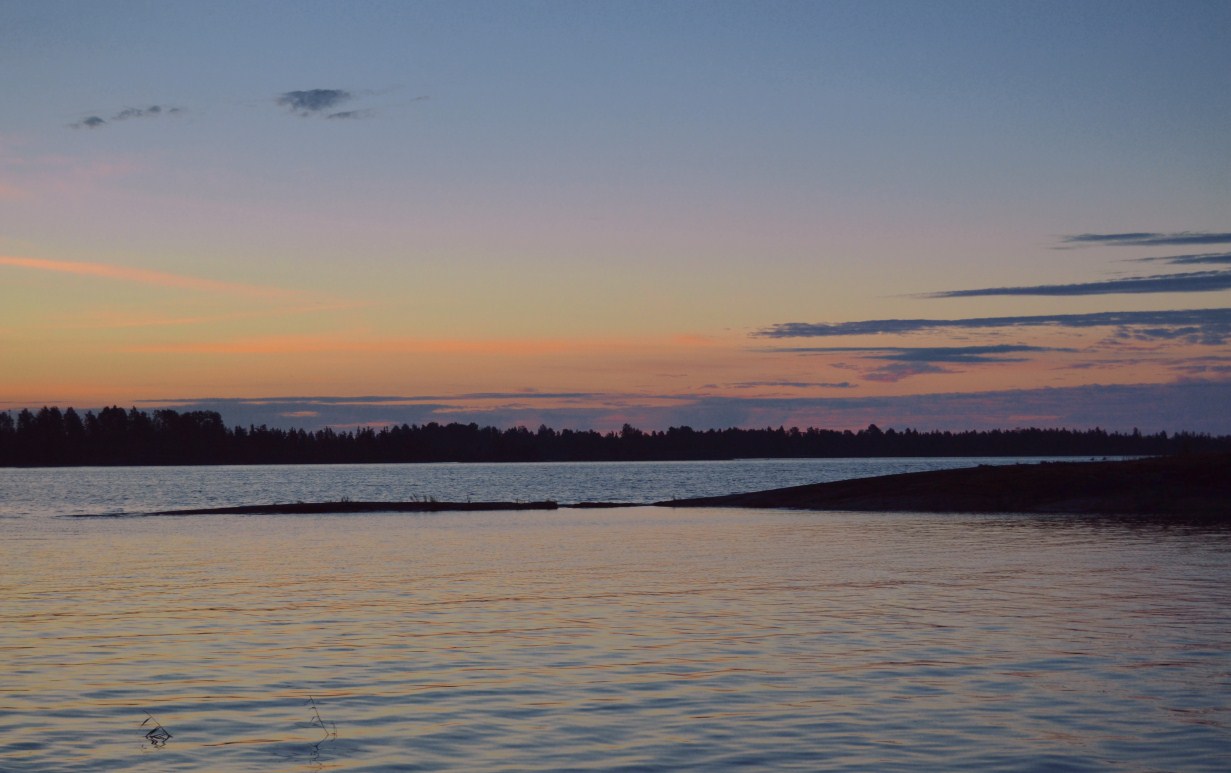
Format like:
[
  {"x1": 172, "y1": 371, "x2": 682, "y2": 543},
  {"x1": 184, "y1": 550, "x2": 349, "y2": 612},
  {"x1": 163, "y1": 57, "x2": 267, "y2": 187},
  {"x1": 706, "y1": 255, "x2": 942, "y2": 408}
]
[
  {"x1": 1059, "y1": 232, "x2": 1231, "y2": 248},
  {"x1": 877, "y1": 344, "x2": 1059, "y2": 363},
  {"x1": 768, "y1": 344, "x2": 1059, "y2": 364},
  {"x1": 277, "y1": 89, "x2": 353, "y2": 116},
  {"x1": 71, "y1": 105, "x2": 182, "y2": 129},
  {"x1": 1132, "y1": 251, "x2": 1231, "y2": 266},
  {"x1": 756, "y1": 308, "x2": 1231, "y2": 344},
  {"x1": 927, "y1": 230, "x2": 1231, "y2": 298},
  {"x1": 923, "y1": 270, "x2": 1231, "y2": 298},
  {"x1": 112, "y1": 105, "x2": 178, "y2": 120}
]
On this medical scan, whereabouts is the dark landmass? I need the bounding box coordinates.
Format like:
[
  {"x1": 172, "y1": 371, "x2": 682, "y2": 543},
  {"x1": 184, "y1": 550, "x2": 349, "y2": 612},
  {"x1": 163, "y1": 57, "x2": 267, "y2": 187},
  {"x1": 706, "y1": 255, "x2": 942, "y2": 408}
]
[
  {"x1": 660, "y1": 454, "x2": 1231, "y2": 516},
  {"x1": 73, "y1": 500, "x2": 653, "y2": 517},
  {"x1": 73, "y1": 500, "x2": 561, "y2": 517},
  {"x1": 5, "y1": 405, "x2": 1231, "y2": 466}
]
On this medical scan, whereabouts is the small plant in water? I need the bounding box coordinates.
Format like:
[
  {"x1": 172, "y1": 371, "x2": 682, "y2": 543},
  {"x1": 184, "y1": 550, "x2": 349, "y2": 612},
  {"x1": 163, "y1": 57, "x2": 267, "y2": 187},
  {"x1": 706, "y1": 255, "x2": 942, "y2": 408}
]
[
  {"x1": 140, "y1": 712, "x2": 172, "y2": 747},
  {"x1": 307, "y1": 695, "x2": 337, "y2": 744}
]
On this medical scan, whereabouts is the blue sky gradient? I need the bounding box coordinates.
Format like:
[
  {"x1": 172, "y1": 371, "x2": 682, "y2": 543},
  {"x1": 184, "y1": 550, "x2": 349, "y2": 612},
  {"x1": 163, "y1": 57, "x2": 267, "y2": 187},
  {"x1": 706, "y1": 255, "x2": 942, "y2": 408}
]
[{"x1": 2, "y1": 1, "x2": 1228, "y2": 431}]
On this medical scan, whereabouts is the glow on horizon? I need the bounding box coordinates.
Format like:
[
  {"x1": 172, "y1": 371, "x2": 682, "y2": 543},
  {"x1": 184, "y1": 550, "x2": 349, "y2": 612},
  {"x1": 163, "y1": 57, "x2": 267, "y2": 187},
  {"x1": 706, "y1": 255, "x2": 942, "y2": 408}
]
[{"x1": 1, "y1": 1, "x2": 1228, "y2": 431}]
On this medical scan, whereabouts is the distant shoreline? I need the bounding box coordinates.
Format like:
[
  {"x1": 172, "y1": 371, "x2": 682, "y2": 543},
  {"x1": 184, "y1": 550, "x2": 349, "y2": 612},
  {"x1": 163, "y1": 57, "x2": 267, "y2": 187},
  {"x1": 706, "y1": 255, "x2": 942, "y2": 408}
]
[{"x1": 6, "y1": 406, "x2": 1229, "y2": 466}]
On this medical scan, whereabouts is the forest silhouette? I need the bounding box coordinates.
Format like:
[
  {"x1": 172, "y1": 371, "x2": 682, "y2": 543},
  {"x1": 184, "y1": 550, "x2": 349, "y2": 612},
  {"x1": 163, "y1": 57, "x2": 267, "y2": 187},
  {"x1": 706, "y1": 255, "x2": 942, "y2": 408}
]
[{"x1": 1, "y1": 406, "x2": 1228, "y2": 467}]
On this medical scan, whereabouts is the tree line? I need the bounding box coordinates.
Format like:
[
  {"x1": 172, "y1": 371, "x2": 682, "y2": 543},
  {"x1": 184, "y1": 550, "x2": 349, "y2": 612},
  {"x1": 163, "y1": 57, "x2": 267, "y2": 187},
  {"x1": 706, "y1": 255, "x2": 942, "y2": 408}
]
[{"x1": 0, "y1": 406, "x2": 1227, "y2": 467}]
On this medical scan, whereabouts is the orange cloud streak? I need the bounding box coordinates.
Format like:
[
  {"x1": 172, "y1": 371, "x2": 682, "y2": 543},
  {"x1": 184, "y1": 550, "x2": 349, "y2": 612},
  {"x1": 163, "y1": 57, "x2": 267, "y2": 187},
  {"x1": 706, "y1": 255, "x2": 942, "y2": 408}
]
[
  {"x1": 123, "y1": 333, "x2": 681, "y2": 356},
  {"x1": 58, "y1": 301, "x2": 369, "y2": 330},
  {"x1": 0, "y1": 255, "x2": 297, "y2": 299}
]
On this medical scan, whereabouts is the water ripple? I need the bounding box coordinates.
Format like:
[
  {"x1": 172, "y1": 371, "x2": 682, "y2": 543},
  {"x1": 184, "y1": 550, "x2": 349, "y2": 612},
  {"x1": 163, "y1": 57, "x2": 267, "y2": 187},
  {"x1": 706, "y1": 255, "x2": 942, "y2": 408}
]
[{"x1": 2, "y1": 469, "x2": 1229, "y2": 771}]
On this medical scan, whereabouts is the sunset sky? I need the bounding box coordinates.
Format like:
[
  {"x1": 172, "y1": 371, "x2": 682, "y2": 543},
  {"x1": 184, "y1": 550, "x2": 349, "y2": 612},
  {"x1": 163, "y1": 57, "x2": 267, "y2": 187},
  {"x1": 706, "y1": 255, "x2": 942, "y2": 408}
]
[{"x1": 3, "y1": 0, "x2": 1229, "y2": 432}]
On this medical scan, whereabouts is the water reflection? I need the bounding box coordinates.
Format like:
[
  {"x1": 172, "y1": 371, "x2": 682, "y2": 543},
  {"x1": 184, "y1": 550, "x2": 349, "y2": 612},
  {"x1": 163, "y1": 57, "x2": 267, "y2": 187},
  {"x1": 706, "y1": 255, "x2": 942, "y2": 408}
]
[
  {"x1": 3, "y1": 503, "x2": 1229, "y2": 771},
  {"x1": 304, "y1": 696, "x2": 338, "y2": 765}
]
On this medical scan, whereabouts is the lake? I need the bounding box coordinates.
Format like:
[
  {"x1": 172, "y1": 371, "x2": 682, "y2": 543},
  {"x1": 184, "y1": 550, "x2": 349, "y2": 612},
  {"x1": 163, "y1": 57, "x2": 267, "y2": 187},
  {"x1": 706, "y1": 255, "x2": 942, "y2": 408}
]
[{"x1": 2, "y1": 459, "x2": 1229, "y2": 771}]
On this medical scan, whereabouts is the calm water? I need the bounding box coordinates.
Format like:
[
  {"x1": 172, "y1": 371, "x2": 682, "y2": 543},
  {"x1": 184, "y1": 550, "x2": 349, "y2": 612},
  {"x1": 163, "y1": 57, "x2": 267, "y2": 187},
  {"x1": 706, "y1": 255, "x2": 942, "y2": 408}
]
[
  {"x1": 0, "y1": 457, "x2": 1128, "y2": 519},
  {"x1": 2, "y1": 460, "x2": 1229, "y2": 771}
]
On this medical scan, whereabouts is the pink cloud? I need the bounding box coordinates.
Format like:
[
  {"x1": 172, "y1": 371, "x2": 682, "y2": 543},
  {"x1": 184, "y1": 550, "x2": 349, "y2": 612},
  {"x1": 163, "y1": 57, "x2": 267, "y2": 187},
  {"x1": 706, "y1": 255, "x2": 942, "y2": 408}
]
[
  {"x1": 0, "y1": 139, "x2": 140, "y2": 198},
  {"x1": 122, "y1": 332, "x2": 678, "y2": 356},
  {"x1": 58, "y1": 300, "x2": 366, "y2": 330},
  {"x1": 0, "y1": 255, "x2": 298, "y2": 299}
]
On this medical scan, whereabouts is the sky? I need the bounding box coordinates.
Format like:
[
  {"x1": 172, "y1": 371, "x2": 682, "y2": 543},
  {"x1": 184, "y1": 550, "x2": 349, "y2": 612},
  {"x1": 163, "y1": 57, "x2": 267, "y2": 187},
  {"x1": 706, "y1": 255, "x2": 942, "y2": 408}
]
[{"x1": 2, "y1": 0, "x2": 1229, "y2": 433}]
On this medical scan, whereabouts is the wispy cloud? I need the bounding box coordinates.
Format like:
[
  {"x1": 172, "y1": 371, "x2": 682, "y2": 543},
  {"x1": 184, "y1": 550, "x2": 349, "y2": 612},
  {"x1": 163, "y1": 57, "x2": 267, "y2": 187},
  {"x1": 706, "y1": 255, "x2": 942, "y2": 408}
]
[
  {"x1": 1170, "y1": 357, "x2": 1231, "y2": 378},
  {"x1": 1131, "y1": 251, "x2": 1231, "y2": 267},
  {"x1": 0, "y1": 140, "x2": 138, "y2": 198},
  {"x1": 273, "y1": 88, "x2": 422, "y2": 119},
  {"x1": 896, "y1": 345, "x2": 1057, "y2": 362},
  {"x1": 276, "y1": 89, "x2": 362, "y2": 118},
  {"x1": 71, "y1": 105, "x2": 183, "y2": 129},
  {"x1": 919, "y1": 229, "x2": 1231, "y2": 299},
  {"x1": 147, "y1": 393, "x2": 614, "y2": 407},
  {"x1": 1058, "y1": 232, "x2": 1231, "y2": 248},
  {"x1": 57, "y1": 301, "x2": 364, "y2": 331},
  {"x1": 724, "y1": 381, "x2": 855, "y2": 390},
  {"x1": 113, "y1": 105, "x2": 180, "y2": 120},
  {"x1": 760, "y1": 344, "x2": 1062, "y2": 383},
  {"x1": 0, "y1": 256, "x2": 296, "y2": 299},
  {"x1": 768, "y1": 344, "x2": 1062, "y2": 363},
  {"x1": 755, "y1": 308, "x2": 1231, "y2": 345},
  {"x1": 123, "y1": 333, "x2": 664, "y2": 357},
  {"x1": 862, "y1": 362, "x2": 955, "y2": 383},
  {"x1": 923, "y1": 270, "x2": 1231, "y2": 298},
  {"x1": 325, "y1": 109, "x2": 373, "y2": 120}
]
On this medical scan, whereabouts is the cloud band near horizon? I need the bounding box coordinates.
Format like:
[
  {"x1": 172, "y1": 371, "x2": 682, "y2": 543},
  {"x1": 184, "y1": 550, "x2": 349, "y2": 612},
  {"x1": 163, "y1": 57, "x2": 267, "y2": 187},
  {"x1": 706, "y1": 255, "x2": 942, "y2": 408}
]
[
  {"x1": 35, "y1": 380, "x2": 1224, "y2": 435},
  {"x1": 924, "y1": 270, "x2": 1231, "y2": 298},
  {"x1": 1058, "y1": 232, "x2": 1231, "y2": 248},
  {"x1": 754, "y1": 308, "x2": 1231, "y2": 340}
]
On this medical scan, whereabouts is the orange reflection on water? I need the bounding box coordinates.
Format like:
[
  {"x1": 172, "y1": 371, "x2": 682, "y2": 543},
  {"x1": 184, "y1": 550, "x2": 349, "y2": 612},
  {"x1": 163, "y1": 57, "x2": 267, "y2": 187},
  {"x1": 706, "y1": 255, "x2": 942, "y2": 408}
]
[{"x1": 3, "y1": 507, "x2": 1230, "y2": 770}]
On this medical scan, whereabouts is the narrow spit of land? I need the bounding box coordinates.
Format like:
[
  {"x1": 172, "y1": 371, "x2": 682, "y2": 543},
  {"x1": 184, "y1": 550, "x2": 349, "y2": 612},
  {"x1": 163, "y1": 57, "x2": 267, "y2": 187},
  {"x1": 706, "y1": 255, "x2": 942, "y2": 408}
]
[
  {"x1": 660, "y1": 453, "x2": 1231, "y2": 516},
  {"x1": 66, "y1": 453, "x2": 1230, "y2": 518},
  {"x1": 74, "y1": 500, "x2": 641, "y2": 516},
  {"x1": 144, "y1": 501, "x2": 559, "y2": 515}
]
